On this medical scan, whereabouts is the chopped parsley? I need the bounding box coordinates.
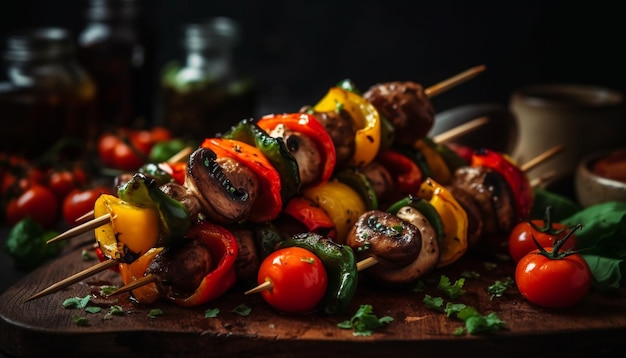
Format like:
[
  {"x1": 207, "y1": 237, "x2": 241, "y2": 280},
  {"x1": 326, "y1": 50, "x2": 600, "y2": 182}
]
[
  {"x1": 337, "y1": 304, "x2": 393, "y2": 336},
  {"x1": 437, "y1": 275, "x2": 466, "y2": 299},
  {"x1": 204, "y1": 308, "x2": 220, "y2": 318},
  {"x1": 62, "y1": 295, "x2": 92, "y2": 309},
  {"x1": 232, "y1": 304, "x2": 252, "y2": 316},
  {"x1": 487, "y1": 277, "x2": 514, "y2": 299},
  {"x1": 147, "y1": 309, "x2": 163, "y2": 318}
]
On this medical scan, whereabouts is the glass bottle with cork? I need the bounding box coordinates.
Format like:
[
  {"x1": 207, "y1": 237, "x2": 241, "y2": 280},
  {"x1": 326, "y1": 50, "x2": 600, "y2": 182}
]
[
  {"x1": 159, "y1": 17, "x2": 257, "y2": 140},
  {"x1": 0, "y1": 27, "x2": 98, "y2": 160}
]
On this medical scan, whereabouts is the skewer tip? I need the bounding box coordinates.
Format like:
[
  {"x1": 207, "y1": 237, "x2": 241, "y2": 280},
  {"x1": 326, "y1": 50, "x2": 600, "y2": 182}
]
[{"x1": 244, "y1": 280, "x2": 273, "y2": 295}]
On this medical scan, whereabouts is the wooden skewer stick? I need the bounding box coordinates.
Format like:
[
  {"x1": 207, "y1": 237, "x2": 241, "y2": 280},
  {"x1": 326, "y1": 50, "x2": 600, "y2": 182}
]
[
  {"x1": 46, "y1": 213, "x2": 111, "y2": 245},
  {"x1": 165, "y1": 146, "x2": 193, "y2": 163},
  {"x1": 520, "y1": 145, "x2": 565, "y2": 172},
  {"x1": 74, "y1": 210, "x2": 95, "y2": 224},
  {"x1": 25, "y1": 259, "x2": 120, "y2": 302},
  {"x1": 530, "y1": 170, "x2": 558, "y2": 188},
  {"x1": 432, "y1": 116, "x2": 489, "y2": 144},
  {"x1": 105, "y1": 274, "x2": 158, "y2": 298},
  {"x1": 424, "y1": 65, "x2": 487, "y2": 98},
  {"x1": 244, "y1": 280, "x2": 273, "y2": 295}
]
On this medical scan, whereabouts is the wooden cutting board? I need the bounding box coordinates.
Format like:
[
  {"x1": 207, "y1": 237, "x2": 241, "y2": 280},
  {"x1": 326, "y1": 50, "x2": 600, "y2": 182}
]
[{"x1": 1, "y1": 234, "x2": 625, "y2": 358}]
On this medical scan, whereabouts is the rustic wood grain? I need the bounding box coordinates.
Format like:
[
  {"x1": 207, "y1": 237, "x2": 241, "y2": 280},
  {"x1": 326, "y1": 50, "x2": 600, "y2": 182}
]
[{"x1": 1, "y1": 236, "x2": 625, "y2": 358}]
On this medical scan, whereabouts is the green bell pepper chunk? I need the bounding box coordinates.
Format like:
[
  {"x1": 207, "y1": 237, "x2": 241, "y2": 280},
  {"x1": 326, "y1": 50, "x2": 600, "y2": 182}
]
[
  {"x1": 280, "y1": 232, "x2": 358, "y2": 315},
  {"x1": 222, "y1": 118, "x2": 301, "y2": 203},
  {"x1": 334, "y1": 168, "x2": 378, "y2": 210},
  {"x1": 138, "y1": 162, "x2": 175, "y2": 186},
  {"x1": 117, "y1": 172, "x2": 191, "y2": 247}
]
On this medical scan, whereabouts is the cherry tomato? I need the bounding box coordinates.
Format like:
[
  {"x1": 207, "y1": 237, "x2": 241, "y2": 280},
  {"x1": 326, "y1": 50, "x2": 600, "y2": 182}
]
[
  {"x1": 98, "y1": 132, "x2": 145, "y2": 171},
  {"x1": 47, "y1": 167, "x2": 88, "y2": 200},
  {"x1": 62, "y1": 186, "x2": 112, "y2": 225},
  {"x1": 509, "y1": 219, "x2": 577, "y2": 263},
  {"x1": 97, "y1": 127, "x2": 173, "y2": 171},
  {"x1": 5, "y1": 184, "x2": 59, "y2": 228},
  {"x1": 515, "y1": 246, "x2": 592, "y2": 309},
  {"x1": 256, "y1": 246, "x2": 328, "y2": 314},
  {"x1": 149, "y1": 126, "x2": 173, "y2": 143}
]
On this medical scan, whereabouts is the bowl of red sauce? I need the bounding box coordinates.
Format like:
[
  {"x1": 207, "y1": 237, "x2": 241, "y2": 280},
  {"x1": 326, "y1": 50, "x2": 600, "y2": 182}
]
[{"x1": 575, "y1": 148, "x2": 626, "y2": 207}]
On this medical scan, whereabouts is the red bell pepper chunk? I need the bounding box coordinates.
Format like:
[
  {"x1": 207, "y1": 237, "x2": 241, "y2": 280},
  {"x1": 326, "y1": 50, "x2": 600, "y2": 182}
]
[
  {"x1": 201, "y1": 137, "x2": 283, "y2": 223},
  {"x1": 158, "y1": 161, "x2": 186, "y2": 185},
  {"x1": 471, "y1": 148, "x2": 534, "y2": 221},
  {"x1": 282, "y1": 196, "x2": 337, "y2": 239},
  {"x1": 171, "y1": 221, "x2": 239, "y2": 307},
  {"x1": 376, "y1": 149, "x2": 423, "y2": 198},
  {"x1": 257, "y1": 113, "x2": 336, "y2": 185}
]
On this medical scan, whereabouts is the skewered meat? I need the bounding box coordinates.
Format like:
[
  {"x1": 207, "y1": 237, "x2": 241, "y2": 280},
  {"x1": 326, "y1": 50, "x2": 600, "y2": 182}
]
[
  {"x1": 146, "y1": 239, "x2": 213, "y2": 298},
  {"x1": 452, "y1": 166, "x2": 517, "y2": 237},
  {"x1": 363, "y1": 81, "x2": 435, "y2": 146},
  {"x1": 445, "y1": 185, "x2": 484, "y2": 247},
  {"x1": 301, "y1": 105, "x2": 356, "y2": 171},
  {"x1": 229, "y1": 227, "x2": 262, "y2": 282}
]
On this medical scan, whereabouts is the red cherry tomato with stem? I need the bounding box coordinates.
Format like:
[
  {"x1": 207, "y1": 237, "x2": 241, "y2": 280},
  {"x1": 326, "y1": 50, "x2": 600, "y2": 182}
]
[
  {"x1": 509, "y1": 206, "x2": 577, "y2": 263},
  {"x1": 515, "y1": 224, "x2": 591, "y2": 309},
  {"x1": 256, "y1": 246, "x2": 328, "y2": 314}
]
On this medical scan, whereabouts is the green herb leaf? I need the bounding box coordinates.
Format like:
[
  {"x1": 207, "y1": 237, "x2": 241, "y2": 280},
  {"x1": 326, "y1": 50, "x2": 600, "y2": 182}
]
[
  {"x1": 85, "y1": 306, "x2": 101, "y2": 314},
  {"x1": 464, "y1": 312, "x2": 506, "y2": 335},
  {"x1": 72, "y1": 315, "x2": 89, "y2": 326},
  {"x1": 204, "y1": 308, "x2": 220, "y2": 318},
  {"x1": 443, "y1": 302, "x2": 468, "y2": 317},
  {"x1": 99, "y1": 285, "x2": 118, "y2": 296},
  {"x1": 63, "y1": 295, "x2": 92, "y2": 309},
  {"x1": 423, "y1": 294, "x2": 445, "y2": 312},
  {"x1": 487, "y1": 277, "x2": 514, "y2": 299},
  {"x1": 337, "y1": 304, "x2": 393, "y2": 336},
  {"x1": 147, "y1": 309, "x2": 163, "y2": 318},
  {"x1": 232, "y1": 304, "x2": 252, "y2": 316},
  {"x1": 437, "y1": 275, "x2": 466, "y2": 299},
  {"x1": 108, "y1": 305, "x2": 125, "y2": 316}
]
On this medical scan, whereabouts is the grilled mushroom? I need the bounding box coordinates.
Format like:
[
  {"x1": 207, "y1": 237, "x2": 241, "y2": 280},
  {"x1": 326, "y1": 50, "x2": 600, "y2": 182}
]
[
  {"x1": 347, "y1": 210, "x2": 427, "y2": 285},
  {"x1": 184, "y1": 147, "x2": 255, "y2": 225}
]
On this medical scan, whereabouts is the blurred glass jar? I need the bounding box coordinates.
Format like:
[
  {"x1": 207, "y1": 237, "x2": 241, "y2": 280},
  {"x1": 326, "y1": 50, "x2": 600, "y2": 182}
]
[
  {"x1": 0, "y1": 28, "x2": 97, "y2": 159},
  {"x1": 160, "y1": 17, "x2": 257, "y2": 139},
  {"x1": 77, "y1": 0, "x2": 154, "y2": 129}
]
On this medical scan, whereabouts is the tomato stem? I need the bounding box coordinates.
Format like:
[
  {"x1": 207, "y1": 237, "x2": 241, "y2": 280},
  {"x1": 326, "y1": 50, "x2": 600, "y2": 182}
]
[
  {"x1": 533, "y1": 223, "x2": 583, "y2": 259},
  {"x1": 529, "y1": 205, "x2": 566, "y2": 236}
]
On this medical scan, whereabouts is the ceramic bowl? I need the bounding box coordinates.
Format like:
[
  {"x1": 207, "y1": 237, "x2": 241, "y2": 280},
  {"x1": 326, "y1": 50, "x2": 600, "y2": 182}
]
[
  {"x1": 575, "y1": 150, "x2": 626, "y2": 208},
  {"x1": 510, "y1": 84, "x2": 625, "y2": 182}
]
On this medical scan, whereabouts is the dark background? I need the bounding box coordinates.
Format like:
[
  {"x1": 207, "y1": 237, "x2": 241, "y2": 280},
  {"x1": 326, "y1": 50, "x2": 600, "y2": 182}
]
[{"x1": 1, "y1": 0, "x2": 624, "y2": 122}]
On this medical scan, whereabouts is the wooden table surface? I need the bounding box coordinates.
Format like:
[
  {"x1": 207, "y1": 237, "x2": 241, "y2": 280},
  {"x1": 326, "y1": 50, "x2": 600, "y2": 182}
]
[{"x1": 1, "y1": 231, "x2": 625, "y2": 358}]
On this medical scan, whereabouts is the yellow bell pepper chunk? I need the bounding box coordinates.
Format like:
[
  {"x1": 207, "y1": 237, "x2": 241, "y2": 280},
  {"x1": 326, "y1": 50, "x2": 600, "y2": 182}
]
[
  {"x1": 314, "y1": 87, "x2": 381, "y2": 168},
  {"x1": 93, "y1": 194, "x2": 160, "y2": 261},
  {"x1": 302, "y1": 180, "x2": 366, "y2": 245},
  {"x1": 414, "y1": 139, "x2": 452, "y2": 185},
  {"x1": 417, "y1": 178, "x2": 468, "y2": 267}
]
